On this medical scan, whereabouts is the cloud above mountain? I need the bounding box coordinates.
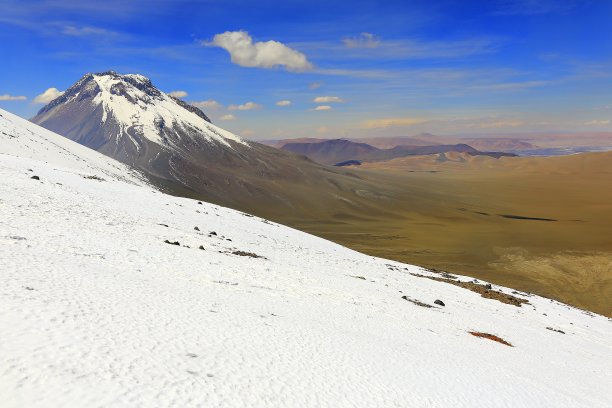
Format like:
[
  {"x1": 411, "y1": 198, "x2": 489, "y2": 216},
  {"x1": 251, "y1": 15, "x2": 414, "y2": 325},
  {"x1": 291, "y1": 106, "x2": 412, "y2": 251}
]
[
  {"x1": 168, "y1": 90, "x2": 188, "y2": 98},
  {"x1": 207, "y1": 31, "x2": 313, "y2": 71},
  {"x1": 34, "y1": 88, "x2": 64, "y2": 104}
]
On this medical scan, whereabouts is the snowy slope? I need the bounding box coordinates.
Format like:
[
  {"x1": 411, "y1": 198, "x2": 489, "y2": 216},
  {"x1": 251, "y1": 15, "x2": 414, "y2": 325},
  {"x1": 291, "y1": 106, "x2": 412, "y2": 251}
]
[{"x1": 1, "y1": 109, "x2": 611, "y2": 407}]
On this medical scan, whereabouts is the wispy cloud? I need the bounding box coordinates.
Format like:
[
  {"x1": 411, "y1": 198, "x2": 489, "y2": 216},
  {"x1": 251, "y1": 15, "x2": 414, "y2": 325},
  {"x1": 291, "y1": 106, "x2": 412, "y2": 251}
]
[
  {"x1": 219, "y1": 114, "x2": 237, "y2": 121},
  {"x1": 342, "y1": 32, "x2": 381, "y2": 49},
  {"x1": 228, "y1": 101, "x2": 262, "y2": 111},
  {"x1": 313, "y1": 96, "x2": 344, "y2": 103},
  {"x1": 584, "y1": 119, "x2": 611, "y2": 126},
  {"x1": 310, "y1": 105, "x2": 332, "y2": 111},
  {"x1": 276, "y1": 100, "x2": 291, "y2": 106},
  {"x1": 0, "y1": 94, "x2": 27, "y2": 101},
  {"x1": 205, "y1": 31, "x2": 313, "y2": 71},
  {"x1": 60, "y1": 25, "x2": 119, "y2": 37},
  {"x1": 309, "y1": 82, "x2": 323, "y2": 90},
  {"x1": 296, "y1": 36, "x2": 501, "y2": 61},
  {"x1": 362, "y1": 117, "x2": 427, "y2": 129},
  {"x1": 168, "y1": 90, "x2": 188, "y2": 98},
  {"x1": 33, "y1": 87, "x2": 64, "y2": 104},
  {"x1": 191, "y1": 99, "x2": 222, "y2": 109}
]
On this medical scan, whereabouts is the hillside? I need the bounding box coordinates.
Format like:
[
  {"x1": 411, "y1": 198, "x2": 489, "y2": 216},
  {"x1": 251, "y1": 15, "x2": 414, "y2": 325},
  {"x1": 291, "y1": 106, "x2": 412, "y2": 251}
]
[{"x1": 2, "y1": 110, "x2": 611, "y2": 408}]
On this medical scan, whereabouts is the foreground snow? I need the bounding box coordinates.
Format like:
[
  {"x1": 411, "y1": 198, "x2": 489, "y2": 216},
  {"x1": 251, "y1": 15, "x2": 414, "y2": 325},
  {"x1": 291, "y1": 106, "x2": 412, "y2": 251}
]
[{"x1": 1, "y1": 108, "x2": 611, "y2": 407}]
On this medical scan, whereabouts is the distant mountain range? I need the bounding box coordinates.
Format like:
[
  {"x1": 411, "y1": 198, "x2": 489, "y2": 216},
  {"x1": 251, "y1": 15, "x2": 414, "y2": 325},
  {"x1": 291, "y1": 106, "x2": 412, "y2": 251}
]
[{"x1": 278, "y1": 138, "x2": 515, "y2": 165}]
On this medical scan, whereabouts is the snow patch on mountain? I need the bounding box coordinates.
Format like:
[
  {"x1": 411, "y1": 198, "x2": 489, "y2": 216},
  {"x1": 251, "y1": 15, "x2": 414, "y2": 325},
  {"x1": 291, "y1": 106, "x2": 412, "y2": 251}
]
[{"x1": 89, "y1": 72, "x2": 246, "y2": 149}]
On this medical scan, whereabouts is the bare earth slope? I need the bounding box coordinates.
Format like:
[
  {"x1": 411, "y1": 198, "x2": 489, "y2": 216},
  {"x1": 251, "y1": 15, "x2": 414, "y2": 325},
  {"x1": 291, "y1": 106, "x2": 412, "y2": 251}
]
[{"x1": 2, "y1": 108, "x2": 612, "y2": 407}]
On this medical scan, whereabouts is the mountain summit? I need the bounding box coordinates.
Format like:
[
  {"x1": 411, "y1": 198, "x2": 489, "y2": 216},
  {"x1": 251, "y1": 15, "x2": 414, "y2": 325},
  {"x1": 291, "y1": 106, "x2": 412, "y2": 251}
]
[{"x1": 33, "y1": 71, "x2": 245, "y2": 165}]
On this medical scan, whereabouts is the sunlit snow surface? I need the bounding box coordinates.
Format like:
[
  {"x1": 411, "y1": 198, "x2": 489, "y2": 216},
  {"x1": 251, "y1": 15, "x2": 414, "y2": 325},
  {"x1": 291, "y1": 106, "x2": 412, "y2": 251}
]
[{"x1": 1, "y1": 108, "x2": 611, "y2": 407}]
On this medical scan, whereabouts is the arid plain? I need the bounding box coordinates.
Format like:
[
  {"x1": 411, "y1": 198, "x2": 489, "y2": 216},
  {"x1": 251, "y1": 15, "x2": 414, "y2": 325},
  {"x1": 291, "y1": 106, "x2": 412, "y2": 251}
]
[{"x1": 268, "y1": 151, "x2": 612, "y2": 316}]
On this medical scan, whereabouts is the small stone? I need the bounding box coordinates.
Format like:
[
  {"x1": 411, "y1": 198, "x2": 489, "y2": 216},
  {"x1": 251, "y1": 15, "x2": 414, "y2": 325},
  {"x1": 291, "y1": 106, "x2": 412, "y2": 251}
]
[
  {"x1": 199, "y1": 245, "x2": 205, "y2": 250},
  {"x1": 209, "y1": 231, "x2": 217, "y2": 236},
  {"x1": 164, "y1": 240, "x2": 180, "y2": 246},
  {"x1": 198, "y1": 201, "x2": 203, "y2": 205},
  {"x1": 194, "y1": 226, "x2": 200, "y2": 231},
  {"x1": 484, "y1": 283, "x2": 492, "y2": 289},
  {"x1": 30, "y1": 175, "x2": 40, "y2": 180},
  {"x1": 434, "y1": 299, "x2": 445, "y2": 307}
]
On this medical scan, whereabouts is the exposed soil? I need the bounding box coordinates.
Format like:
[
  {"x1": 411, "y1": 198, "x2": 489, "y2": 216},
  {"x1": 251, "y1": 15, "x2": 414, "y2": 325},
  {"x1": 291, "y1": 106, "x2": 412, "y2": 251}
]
[
  {"x1": 469, "y1": 331, "x2": 513, "y2": 347},
  {"x1": 413, "y1": 273, "x2": 529, "y2": 307}
]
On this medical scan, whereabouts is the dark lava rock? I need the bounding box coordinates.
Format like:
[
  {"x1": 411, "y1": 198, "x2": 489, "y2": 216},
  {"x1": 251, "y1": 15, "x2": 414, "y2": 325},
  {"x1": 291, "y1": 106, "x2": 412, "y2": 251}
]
[
  {"x1": 209, "y1": 231, "x2": 217, "y2": 236},
  {"x1": 164, "y1": 240, "x2": 180, "y2": 246},
  {"x1": 485, "y1": 283, "x2": 492, "y2": 289},
  {"x1": 194, "y1": 226, "x2": 200, "y2": 231},
  {"x1": 30, "y1": 175, "x2": 40, "y2": 180},
  {"x1": 434, "y1": 299, "x2": 445, "y2": 307}
]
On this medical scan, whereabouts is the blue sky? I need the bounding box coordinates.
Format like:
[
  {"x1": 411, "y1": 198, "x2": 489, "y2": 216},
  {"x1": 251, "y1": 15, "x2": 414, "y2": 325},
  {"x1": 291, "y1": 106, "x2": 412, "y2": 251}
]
[{"x1": 1, "y1": 0, "x2": 611, "y2": 139}]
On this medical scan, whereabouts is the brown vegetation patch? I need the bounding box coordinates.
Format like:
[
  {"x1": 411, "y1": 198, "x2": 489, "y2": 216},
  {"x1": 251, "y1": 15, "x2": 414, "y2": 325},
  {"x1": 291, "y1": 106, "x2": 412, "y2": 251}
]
[
  {"x1": 469, "y1": 331, "x2": 513, "y2": 347},
  {"x1": 413, "y1": 273, "x2": 529, "y2": 307}
]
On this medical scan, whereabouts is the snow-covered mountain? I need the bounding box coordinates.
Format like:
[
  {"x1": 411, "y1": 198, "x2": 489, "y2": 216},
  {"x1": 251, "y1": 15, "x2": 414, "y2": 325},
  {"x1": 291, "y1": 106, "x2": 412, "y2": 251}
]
[
  {"x1": 30, "y1": 71, "x2": 384, "y2": 216},
  {"x1": 2, "y1": 108, "x2": 611, "y2": 406}
]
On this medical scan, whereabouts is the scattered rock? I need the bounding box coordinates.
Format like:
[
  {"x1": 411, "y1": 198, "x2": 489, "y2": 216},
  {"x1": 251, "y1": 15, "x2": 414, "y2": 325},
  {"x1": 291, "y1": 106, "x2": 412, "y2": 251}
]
[
  {"x1": 158, "y1": 223, "x2": 169, "y2": 227},
  {"x1": 209, "y1": 231, "x2": 217, "y2": 236},
  {"x1": 199, "y1": 245, "x2": 205, "y2": 250},
  {"x1": 546, "y1": 327, "x2": 566, "y2": 334},
  {"x1": 350, "y1": 275, "x2": 367, "y2": 280},
  {"x1": 485, "y1": 283, "x2": 492, "y2": 290},
  {"x1": 186, "y1": 353, "x2": 198, "y2": 358},
  {"x1": 24, "y1": 286, "x2": 35, "y2": 291},
  {"x1": 434, "y1": 299, "x2": 445, "y2": 307},
  {"x1": 82, "y1": 175, "x2": 105, "y2": 181},
  {"x1": 30, "y1": 175, "x2": 40, "y2": 180},
  {"x1": 402, "y1": 295, "x2": 433, "y2": 308},
  {"x1": 164, "y1": 240, "x2": 180, "y2": 246},
  {"x1": 232, "y1": 250, "x2": 264, "y2": 259},
  {"x1": 469, "y1": 331, "x2": 513, "y2": 347},
  {"x1": 194, "y1": 226, "x2": 200, "y2": 231},
  {"x1": 197, "y1": 201, "x2": 203, "y2": 205}
]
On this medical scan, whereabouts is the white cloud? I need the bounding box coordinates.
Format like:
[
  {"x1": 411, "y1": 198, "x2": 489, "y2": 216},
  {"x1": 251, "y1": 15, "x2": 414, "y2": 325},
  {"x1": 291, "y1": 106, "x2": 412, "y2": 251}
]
[
  {"x1": 192, "y1": 99, "x2": 223, "y2": 109},
  {"x1": 229, "y1": 101, "x2": 262, "y2": 111},
  {"x1": 168, "y1": 90, "x2": 188, "y2": 98},
  {"x1": 219, "y1": 114, "x2": 237, "y2": 121},
  {"x1": 342, "y1": 32, "x2": 381, "y2": 49},
  {"x1": 309, "y1": 82, "x2": 322, "y2": 90},
  {"x1": 207, "y1": 30, "x2": 313, "y2": 71},
  {"x1": 33, "y1": 88, "x2": 64, "y2": 104},
  {"x1": 311, "y1": 105, "x2": 332, "y2": 111},
  {"x1": 276, "y1": 100, "x2": 291, "y2": 107},
  {"x1": 0, "y1": 94, "x2": 27, "y2": 101},
  {"x1": 584, "y1": 119, "x2": 611, "y2": 126},
  {"x1": 313, "y1": 96, "x2": 345, "y2": 103}
]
